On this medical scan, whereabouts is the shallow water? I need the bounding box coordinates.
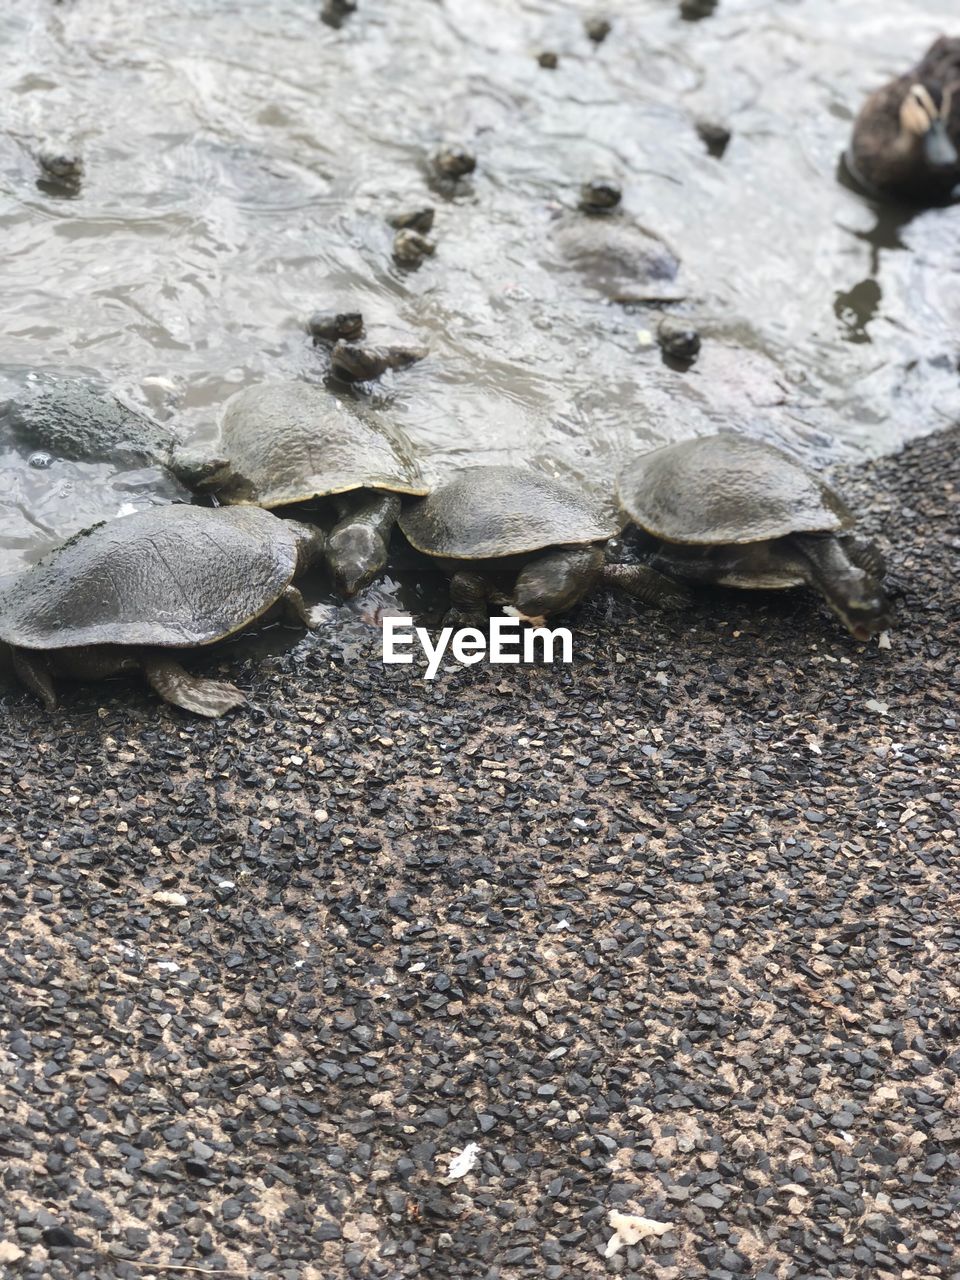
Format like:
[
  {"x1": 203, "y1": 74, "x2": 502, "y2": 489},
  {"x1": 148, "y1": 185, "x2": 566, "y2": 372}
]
[{"x1": 1, "y1": 0, "x2": 957, "y2": 589}]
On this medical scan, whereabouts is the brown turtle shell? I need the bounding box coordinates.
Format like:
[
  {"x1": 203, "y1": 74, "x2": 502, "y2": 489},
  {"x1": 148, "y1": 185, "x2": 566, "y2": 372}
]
[
  {"x1": 0, "y1": 506, "x2": 313, "y2": 650},
  {"x1": 617, "y1": 435, "x2": 854, "y2": 545},
  {"x1": 399, "y1": 465, "x2": 619, "y2": 560},
  {"x1": 214, "y1": 381, "x2": 427, "y2": 506}
]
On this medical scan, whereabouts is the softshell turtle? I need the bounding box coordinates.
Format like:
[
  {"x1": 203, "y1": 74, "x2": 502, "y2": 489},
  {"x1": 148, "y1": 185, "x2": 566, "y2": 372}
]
[
  {"x1": 3, "y1": 376, "x2": 175, "y2": 465},
  {"x1": 551, "y1": 179, "x2": 684, "y2": 304},
  {"x1": 0, "y1": 505, "x2": 325, "y2": 716},
  {"x1": 399, "y1": 464, "x2": 687, "y2": 623},
  {"x1": 616, "y1": 434, "x2": 892, "y2": 639},
  {"x1": 848, "y1": 36, "x2": 960, "y2": 201},
  {"x1": 175, "y1": 381, "x2": 428, "y2": 597}
]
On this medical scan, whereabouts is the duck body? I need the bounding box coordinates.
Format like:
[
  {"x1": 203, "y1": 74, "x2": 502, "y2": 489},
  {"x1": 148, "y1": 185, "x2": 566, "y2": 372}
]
[{"x1": 848, "y1": 36, "x2": 960, "y2": 201}]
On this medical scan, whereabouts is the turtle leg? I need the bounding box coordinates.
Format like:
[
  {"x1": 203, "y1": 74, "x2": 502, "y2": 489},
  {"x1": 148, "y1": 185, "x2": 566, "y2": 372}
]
[
  {"x1": 280, "y1": 585, "x2": 326, "y2": 630},
  {"x1": 326, "y1": 492, "x2": 401, "y2": 597},
  {"x1": 11, "y1": 648, "x2": 57, "y2": 710},
  {"x1": 142, "y1": 653, "x2": 246, "y2": 718},
  {"x1": 445, "y1": 571, "x2": 494, "y2": 628},
  {"x1": 839, "y1": 535, "x2": 886, "y2": 579},
  {"x1": 600, "y1": 563, "x2": 692, "y2": 608}
]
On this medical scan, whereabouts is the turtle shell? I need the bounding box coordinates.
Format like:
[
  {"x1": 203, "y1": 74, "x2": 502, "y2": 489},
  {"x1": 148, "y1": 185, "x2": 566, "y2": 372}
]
[
  {"x1": 399, "y1": 465, "x2": 619, "y2": 560},
  {"x1": 214, "y1": 381, "x2": 427, "y2": 506},
  {"x1": 552, "y1": 214, "x2": 684, "y2": 304},
  {"x1": 0, "y1": 506, "x2": 309, "y2": 650},
  {"x1": 617, "y1": 435, "x2": 855, "y2": 546}
]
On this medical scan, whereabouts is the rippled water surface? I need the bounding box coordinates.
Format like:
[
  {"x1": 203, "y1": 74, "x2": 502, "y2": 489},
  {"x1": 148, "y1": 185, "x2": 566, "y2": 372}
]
[{"x1": 1, "y1": 0, "x2": 958, "y2": 584}]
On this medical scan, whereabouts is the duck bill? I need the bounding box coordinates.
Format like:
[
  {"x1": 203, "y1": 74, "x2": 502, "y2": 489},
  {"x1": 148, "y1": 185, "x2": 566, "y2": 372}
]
[{"x1": 924, "y1": 119, "x2": 959, "y2": 168}]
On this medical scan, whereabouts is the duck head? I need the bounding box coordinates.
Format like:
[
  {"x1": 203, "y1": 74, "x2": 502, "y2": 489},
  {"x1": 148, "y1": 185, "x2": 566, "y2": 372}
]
[{"x1": 900, "y1": 82, "x2": 958, "y2": 168}]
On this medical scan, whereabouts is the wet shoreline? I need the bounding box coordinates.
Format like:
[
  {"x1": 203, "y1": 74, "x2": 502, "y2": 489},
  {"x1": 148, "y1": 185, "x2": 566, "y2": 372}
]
[
  {"x1": 3, "y1": 0, "x2": 960, "y2": 583},
  {"x1": 0, "y1": 424, "x2": 956, "y2": 1277}
]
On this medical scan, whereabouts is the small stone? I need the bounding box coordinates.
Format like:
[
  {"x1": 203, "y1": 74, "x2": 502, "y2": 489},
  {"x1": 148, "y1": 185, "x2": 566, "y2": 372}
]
[
  {"x1": 696, "y1": 119, "x2": 732, "y2": 158},
  {"x1": 308, "y1": 310, "x2": 364, "y2": 343},
  {"x1": 37, "y1": 149, "x2": 84, "y2": 181},
  {"x1": 657, "y1": 315, "x2": 702, "y2": 363},
  {"x1": 584, "y1": 15, "x2": 612, "y2": 43},
  {"x1": 152, "y1": 890, "x2": 188, "y2": 907},
  {"x1": 388, "y1": 206, "x2": 435, "y2": 233},
  {"x1": 538, "y1": 51, "x2": 559, "y2": 69},
  {"x1": 41, "y1": 1225, "x2": 88, "y2": 1248},
  {"x1": 330, "y1": 341, "x2": 427, "y2": 382},
  {"x1": 320, "y1": 0, "x2": 357, "y2": 29},
  {"x1": 433, "y1": 145, "x2": 476, "y2": 180},
  {"x1": 680, "y1": 0, "x2": 718, "y2": 18},
  {"x1": 393, "y1": 228, "x2": 436, "y2": 266}
]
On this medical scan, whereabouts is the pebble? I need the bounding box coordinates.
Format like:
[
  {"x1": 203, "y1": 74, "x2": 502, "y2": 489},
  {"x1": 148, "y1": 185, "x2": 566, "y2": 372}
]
[
  {"x1": 0, "y1": 428, "x2": 956, "y2": 1278},
  {"x1": 432, "y1": 144, "x2": 476, "y2": 180},
  {"x1": 307, "y1": 309, "x2": 364, "y2": 343},
  {"x1": 320, "y1": 0, "x2": 357, "y2": 28},
  {"x1": 388, "y1": 206, "x2": 435, "y2": 233},
  {"x1": 696, "y1": 118, "x2": 732, "y2": 157},
  {"x1": 393, "y1": 228, "x2": 436, "y2": 266},
  {"x1": 584, "y1": 15, "x2": 612, "y2": 43},
  {"x1": 657, "y1": 315, "x2": 702, "y2": 363}
]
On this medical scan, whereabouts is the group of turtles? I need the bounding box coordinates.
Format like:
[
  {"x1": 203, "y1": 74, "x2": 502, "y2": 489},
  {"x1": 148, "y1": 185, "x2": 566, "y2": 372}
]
[
  {"x1": 4, "y1": 27, "x2": 958, "y2": 717},
  {"x1": 0, "y1": 377, "x2": 891, "y2": 717}
]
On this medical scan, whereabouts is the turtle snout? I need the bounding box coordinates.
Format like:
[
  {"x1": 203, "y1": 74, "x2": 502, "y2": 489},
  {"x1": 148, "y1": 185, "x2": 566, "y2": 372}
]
[
  {"x1": 333, "y1": 556, "x2": 377, "y2": 599},
  {"x1": 844, "y1": 585, "x2": 894, "y2": 641}
]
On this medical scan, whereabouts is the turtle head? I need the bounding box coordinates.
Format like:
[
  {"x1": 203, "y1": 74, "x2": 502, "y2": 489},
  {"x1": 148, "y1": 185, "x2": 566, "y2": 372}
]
[
  {"x1": 829, "y1": 575, "x2": 893, "y2": 642},
  {"x1": 796, "y1": 535, "x2": 893, "y2": 641},
  {"x1": 325, "y1": 524, "x2": 386, "y2": 597},
  {"x1": 900, "y1": 83, "x2": 958, "y2": 168},
  {"x1": 170, "y1": 444, "x2": 233, "y2": 491},
  {"x1": 578, "y1": 177, "x2": 622, "y2": 213},
  {"x1": 513, "y1": 545, "x2": 604, "y2": 621},
  {"x1": 817, "y1": 560, "x2": 893, "y2": 641}
]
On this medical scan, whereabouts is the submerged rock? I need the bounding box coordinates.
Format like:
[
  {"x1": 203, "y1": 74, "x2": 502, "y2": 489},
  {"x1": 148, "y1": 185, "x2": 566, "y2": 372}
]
[{"x1": 551, "y1": 188, "x2": 684, "y2": 304}]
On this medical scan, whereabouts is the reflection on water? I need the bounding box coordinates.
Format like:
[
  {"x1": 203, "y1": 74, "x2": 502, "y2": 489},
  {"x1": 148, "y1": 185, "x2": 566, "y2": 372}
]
[{"x1": 0, "y1": 0, "x2": 958, "y2": 590}]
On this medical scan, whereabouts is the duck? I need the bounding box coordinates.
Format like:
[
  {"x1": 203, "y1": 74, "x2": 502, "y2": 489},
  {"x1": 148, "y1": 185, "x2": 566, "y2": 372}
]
[{"x1": 848, "y1": 35, "x2": 960, "y2": 201}]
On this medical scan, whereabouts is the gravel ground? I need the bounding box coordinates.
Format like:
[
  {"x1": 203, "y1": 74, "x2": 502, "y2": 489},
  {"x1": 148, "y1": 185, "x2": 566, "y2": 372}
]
[{"x1": 1, "y1": 428, "x2": 958, "y2": 1280}]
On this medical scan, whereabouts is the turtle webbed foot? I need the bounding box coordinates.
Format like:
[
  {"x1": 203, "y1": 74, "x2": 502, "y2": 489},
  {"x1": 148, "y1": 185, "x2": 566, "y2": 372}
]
[
  {"x1": 840, "y1": 535, "x2": 887, "y2": 580},
  {"x1": 143, "y1": 655, "x2": 246, "y2": 718},
  {"x1": 281, "y1": 585, "x2": 326, "y2": 630},
  {"x1": 601, "y1": 563, "x2": 692, "y2": 609},
  {"x1": 445, "y1": 571, "x2": 500, "y2": 628}
]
